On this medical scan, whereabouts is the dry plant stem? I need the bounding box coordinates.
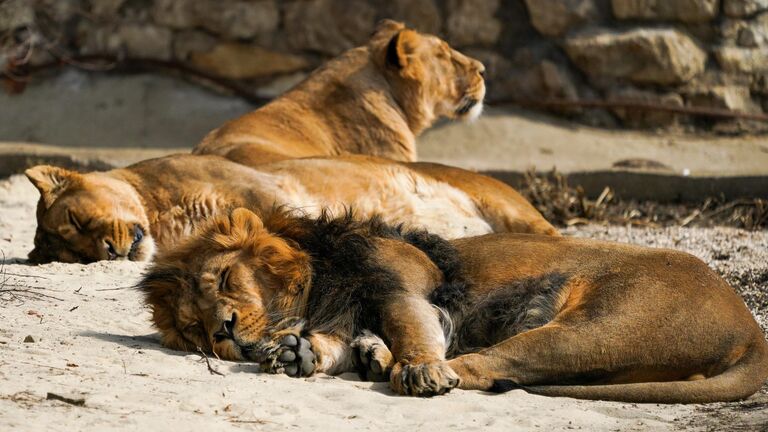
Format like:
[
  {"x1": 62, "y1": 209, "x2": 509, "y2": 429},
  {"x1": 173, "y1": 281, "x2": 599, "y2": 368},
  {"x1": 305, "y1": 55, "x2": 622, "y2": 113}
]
[
  {"x1": 0, "y1": 252, "x2": 63, "y2": 302},
  {"x1": 197, "y1": 347, "x2": 225, "y2": 376},
  {"x1": 520, "y1": 170, "x2": 768, "y2": 230}
]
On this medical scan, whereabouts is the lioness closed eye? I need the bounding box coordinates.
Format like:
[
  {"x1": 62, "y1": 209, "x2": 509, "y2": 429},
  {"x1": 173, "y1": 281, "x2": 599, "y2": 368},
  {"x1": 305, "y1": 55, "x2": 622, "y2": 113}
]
[{"x1": 139, "y1": 208, "x2": 768, "y2": 403}]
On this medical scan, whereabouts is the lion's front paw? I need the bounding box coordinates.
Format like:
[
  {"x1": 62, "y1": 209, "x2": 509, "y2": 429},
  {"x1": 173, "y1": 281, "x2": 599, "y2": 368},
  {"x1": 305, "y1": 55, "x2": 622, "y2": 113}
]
[
  {"x1": 351, "y1": 330, "x2": 394, "y2": 382},
  {"x1": 261, "y1": 333, "x2": 316, "y2": 377},
  {"x1": 390, "y1": 361, "x2": 459, "y2": 397}
]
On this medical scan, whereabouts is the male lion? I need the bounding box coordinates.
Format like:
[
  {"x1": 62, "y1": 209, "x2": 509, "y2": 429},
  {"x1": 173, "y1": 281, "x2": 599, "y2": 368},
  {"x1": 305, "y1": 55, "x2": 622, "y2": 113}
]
[
  {"x1": 25, "y1": 154, "x2": 556, "y2": 263},
  {"x1": 139, "y1": 208, "x2": 768, "y2": 403},
  {"x1": 194, "y1": 20, "x2": 486, "y2": 165}
]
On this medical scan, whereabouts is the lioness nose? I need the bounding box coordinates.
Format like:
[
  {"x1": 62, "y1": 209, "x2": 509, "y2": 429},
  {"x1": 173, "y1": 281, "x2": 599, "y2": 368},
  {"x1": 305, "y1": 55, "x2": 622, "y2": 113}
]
[
  {"x1": 477, "y1": 62, "x2": 486, "y2": 78},
  {"x1": 104, "y1": 240, "x2": 128, "y2": 260},
  {"x1": 214, "y1": 314, "x2": 237, "y2": 342}
]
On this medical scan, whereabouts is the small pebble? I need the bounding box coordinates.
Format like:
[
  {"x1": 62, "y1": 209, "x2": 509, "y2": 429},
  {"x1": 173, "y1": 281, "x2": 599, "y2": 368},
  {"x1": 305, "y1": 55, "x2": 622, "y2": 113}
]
[{"x1": 23, "y1": 335, "x2": 35, "y2": 343}]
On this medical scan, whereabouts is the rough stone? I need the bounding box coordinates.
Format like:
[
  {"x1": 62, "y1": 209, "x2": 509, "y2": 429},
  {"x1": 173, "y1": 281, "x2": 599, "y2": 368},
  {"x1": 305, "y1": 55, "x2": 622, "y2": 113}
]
[
  {"x1": 737, "y1": 12, "x2": 768, "y2": 47},
  {"x1": 0, "y1": 0, "x2": 34, "y2": 32},
  {"x1": 715, "y1": 46, "x2": 768, "y2": 72},
  {"x1": 255, "y1": 72, "x2": 310, "y2": 98},
  {"x1": 514, "y1": 60, "x2": 580, "y2": 102},
  {"x1": 525, "y1": 0, "x2": 598, "y2": 37},
  {"x1": 446, "y1": 0, "x2": 502, "y2": 46},
  {"x1": 151, "y1": 0, "x2": 197, "y2": 29},
  {"x1": 564, "y1": 28, "x2": 707, "y2": 85},
  {"x1": 76, "y1": 22, "x2": 123, "y2": 56},
  {"x1": 722, "y1": 19, "x2": 748, "y2": 41},
  {"x1": 612, "y1": 0, "x2": 720, "y2": 23},
  {"x1": 173, "y1": 30, "x2": 218, "y2": 61},
  {"x1": 195, "y1": 0, "x2": 278, "y2": 41},
  {"x1": 685, "y1": 85, "x2": 761, "y2": 112},
  {"x1": 35, "y1": 0, "x2": 79, "y2": 22},
  {"x1": 609, "y1": 87, "x2": 685, "y2": 129},
  {"x1": 190, "y1": 43, "x2": 309, "y2": 79},
  {"x1": 284, "y1": 0, "x2": 377, "y2": 55},
  {"x1": 87, "y1": 0, "x2": 126, "y2": 19},
  {"x1": 118, "y1": 25, "x2": 173, "y2": 60},
  {"x1": 724, "y1": 0, "x2": 768, "y2": 17},
  {"x1": 386, "y1": 0, "x2": 442, "y2": 35}
]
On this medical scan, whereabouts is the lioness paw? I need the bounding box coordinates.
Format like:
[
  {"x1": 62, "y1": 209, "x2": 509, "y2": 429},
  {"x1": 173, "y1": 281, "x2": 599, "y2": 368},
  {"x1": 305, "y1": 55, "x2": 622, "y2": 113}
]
[
  {"x1": 260, "y1": 333, "x2": 316, "y2": 378},
  {"x1": 351, "y1": 330, "x2": 394, "y2": 382},
  {"x1": 390, "y1": 361, "x2": 459, "y2": 397}
]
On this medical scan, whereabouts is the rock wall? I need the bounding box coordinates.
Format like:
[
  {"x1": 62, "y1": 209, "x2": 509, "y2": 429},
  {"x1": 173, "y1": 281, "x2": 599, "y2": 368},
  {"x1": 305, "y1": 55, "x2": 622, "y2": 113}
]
[{"x1": 3, "y1": 0, "x2": 768, "y2": 133}]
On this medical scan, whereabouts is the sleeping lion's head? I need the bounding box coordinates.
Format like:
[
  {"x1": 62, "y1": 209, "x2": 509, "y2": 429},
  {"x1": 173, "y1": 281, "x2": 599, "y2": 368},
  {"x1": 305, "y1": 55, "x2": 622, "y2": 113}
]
[
  {"x1": 25, "y1": 165, "x2": 155, "y2": 264},
  {"x1": 371, "y1": 20, "x2": 486, "y2": 126},
  {"x1": 138, "y1": 208, "x2": 310, "y2": 361}
]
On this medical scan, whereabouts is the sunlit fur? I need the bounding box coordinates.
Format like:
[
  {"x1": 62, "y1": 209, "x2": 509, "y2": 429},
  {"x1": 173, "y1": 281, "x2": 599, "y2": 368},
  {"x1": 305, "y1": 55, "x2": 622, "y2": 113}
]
[
  {"x1": 140, "y1": 208, "x2": 768, "y2": 403},
  {"x1": 26, "y1": 166, "x2": 155, "y2": 264},
  {"x1": 194, "y1": 19, "x2": 486, "y2": 166},
  {"x1": 138, "y1": 208, "x2": 311, "y2": 360},
  {"x1": 26, "y1": 154, "x2": 557, "y2": 264}
]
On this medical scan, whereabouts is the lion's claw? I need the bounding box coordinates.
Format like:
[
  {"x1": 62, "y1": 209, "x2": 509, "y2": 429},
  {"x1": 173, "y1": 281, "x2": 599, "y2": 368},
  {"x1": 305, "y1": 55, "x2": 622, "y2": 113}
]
[{"x1": 390, "y1": 362, "x2": 459, "y2": 397}]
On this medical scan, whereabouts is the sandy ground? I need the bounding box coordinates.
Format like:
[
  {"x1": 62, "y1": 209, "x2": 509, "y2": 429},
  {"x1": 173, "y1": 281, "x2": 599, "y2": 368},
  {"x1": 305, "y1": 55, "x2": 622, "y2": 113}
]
[{"x1": 1, "y1": 174, "x2": 767, "y2": 431}]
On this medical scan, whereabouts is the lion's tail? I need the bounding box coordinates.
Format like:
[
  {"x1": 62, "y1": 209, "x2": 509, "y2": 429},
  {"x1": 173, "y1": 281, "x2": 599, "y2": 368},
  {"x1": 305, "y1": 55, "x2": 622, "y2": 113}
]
[{"x1": 491, "y1": 338, "x2": 768, "y2": 404}]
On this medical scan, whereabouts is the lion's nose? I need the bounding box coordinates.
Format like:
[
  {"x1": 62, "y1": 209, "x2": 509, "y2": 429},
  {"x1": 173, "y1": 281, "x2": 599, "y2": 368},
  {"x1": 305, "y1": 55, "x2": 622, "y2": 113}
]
[{"x1": 214, "y1": 313, "x2": 237, "y2": 342}]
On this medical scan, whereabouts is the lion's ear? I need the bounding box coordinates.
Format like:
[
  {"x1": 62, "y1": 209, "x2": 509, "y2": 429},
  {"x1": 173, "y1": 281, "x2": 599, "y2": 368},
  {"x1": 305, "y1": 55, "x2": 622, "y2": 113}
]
[
  {"x1": 259, "y1": 240, "x2": 311, "y2": 295},
  {"x1": 386, "y1": 29, "x2": 419, "y2": 71},
  {"x1": 25, "y1": 165, "x2": 78, "y2": 208},
  {"x1": 230, "y1": 208, "x2": 264, "y2": 233}
]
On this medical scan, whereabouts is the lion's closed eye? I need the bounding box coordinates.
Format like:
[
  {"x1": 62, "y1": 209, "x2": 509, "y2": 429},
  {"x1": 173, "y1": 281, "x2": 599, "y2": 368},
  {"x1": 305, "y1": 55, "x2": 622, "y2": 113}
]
[
  {"x1": 219, "y1": 268, "x2": 231, "y2": 292},
  {"x1": 67, "y1": 210, "x2": 83, "y2": 232}
]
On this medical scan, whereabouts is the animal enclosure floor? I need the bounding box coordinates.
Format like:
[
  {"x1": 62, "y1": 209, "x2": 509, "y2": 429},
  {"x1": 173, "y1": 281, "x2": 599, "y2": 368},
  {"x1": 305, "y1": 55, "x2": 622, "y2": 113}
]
[{"x1": 0, "y1": 175, "x2": 766, "y2": 431}]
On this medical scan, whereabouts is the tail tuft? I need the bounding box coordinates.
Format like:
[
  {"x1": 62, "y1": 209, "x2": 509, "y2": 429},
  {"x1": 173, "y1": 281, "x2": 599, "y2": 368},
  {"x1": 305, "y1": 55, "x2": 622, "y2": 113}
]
[{"x1": 489, "y1": 379, "x2": 526, "y2": 394}]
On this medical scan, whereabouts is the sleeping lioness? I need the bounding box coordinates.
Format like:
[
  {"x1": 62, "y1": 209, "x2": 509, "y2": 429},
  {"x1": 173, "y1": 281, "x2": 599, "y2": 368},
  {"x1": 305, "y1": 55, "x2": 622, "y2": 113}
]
[
  {"x1": 194, "y1": 20, "x2": 485, "y2": 165},
  {"x1": 25, "y1": 154, "x2": 556, "y2": 263},
  {"x1": 139, "y1": 208, "x2": 768, "y2": 403}
]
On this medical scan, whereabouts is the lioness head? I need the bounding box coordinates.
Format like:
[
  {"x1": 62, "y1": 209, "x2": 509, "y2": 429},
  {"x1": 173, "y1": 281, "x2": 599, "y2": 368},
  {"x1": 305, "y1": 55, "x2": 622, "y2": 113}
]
[
  {"x1": 371, "y1": 20, "x2": 486, "y2": 125},
  {"x1": 138, "y1": 208, "x2": 310, "y2": 361},
  {"x1": 25, "y1": 165, "x2": 155, "y2": 264}
]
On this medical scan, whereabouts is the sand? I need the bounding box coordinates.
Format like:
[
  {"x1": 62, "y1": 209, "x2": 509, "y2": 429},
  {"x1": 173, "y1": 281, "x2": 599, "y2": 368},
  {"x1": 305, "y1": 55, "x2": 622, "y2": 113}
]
[{"x1": 1, "y1": 174, "x2": 766, "y2": 431}]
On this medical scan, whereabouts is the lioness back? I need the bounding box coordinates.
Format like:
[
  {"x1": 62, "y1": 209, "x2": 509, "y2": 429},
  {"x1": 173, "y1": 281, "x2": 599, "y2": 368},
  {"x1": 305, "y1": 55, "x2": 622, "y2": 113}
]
[{"x1": 194, "y1": 19, "x2": 486, "y2": 166}]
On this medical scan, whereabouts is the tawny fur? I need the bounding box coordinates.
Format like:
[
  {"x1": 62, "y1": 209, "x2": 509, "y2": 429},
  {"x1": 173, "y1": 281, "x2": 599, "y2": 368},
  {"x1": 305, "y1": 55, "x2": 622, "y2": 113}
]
[
  {"x1": 193, "y1": 20, "x2": 486, "y2": 165},
  {"x1": 139, "y1": 208, "x2": 768, "y2": 403},
  {"x1": 25, "y1": 154, "x2": 556, "y2": 263}
]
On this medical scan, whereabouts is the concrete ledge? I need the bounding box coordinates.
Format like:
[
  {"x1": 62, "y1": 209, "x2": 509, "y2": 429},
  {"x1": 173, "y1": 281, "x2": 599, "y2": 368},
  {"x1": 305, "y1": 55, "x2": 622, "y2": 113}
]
[
  {"x1": 488, "y1": 171, "x2": 768, "y2": 202},
  {"x1": 2, "y1": 142, "x2": 766, "y2": 203},
  {"x1": 0, "y1": 143, "x2": 178, "y2": 178}
]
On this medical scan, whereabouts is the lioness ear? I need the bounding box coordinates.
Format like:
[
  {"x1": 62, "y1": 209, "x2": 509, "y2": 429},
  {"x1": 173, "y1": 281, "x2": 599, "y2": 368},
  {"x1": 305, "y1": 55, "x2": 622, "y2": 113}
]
[
  {"x1": 386, "y1": 29, "x2": 419, "y2": 71},
  {"x1": 374, "y1": 19, "x2": 406, "y2": 37},
  {"x1": 25, "y1": 165, "x2": 78, "y2": 208}
]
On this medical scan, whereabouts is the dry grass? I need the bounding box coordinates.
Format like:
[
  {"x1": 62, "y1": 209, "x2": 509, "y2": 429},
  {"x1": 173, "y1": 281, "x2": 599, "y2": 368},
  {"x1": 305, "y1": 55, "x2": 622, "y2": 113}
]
[
  {"x1": 520, "y1": 170, "x2": 768, "y2": 230},
  {"x1": 0, "y1": 252, "x2": 62, "y2": 303}
]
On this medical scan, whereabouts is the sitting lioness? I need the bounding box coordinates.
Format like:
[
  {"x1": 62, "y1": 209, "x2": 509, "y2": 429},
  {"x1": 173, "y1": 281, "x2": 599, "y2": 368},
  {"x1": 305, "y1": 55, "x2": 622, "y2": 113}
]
[
  {"x1": 194, "y1": 20, "x2": 485, "y2": 165},
  {"x1": 139, "y1": 208, "x2": 768, "y2": 403},
  {"x1": 25, "y1": 154, "x2": 556, "y2": 263}
]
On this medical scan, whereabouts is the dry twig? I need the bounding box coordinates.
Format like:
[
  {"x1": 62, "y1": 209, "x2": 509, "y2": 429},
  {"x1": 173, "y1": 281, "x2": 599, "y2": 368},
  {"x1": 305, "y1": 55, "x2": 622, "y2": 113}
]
[
  {"x1": 520, "y1": 170, "x2": 768, "y2": 230},
  {"x1": 197, "y1": 347, "x2": 225, "y2": 376}
]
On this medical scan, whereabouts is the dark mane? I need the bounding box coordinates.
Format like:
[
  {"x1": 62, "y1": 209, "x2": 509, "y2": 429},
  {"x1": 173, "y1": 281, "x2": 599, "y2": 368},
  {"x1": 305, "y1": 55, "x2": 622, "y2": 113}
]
[{"x1": 262, "y1": 209, "x2": 468, "y2": 340}]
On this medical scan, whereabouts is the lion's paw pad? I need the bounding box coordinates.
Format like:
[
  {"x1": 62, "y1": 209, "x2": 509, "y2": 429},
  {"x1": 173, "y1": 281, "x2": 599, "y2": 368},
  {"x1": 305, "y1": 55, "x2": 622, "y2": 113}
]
[{"x1": 264, "y1": 334, "x2": 316, "y2": 377}]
